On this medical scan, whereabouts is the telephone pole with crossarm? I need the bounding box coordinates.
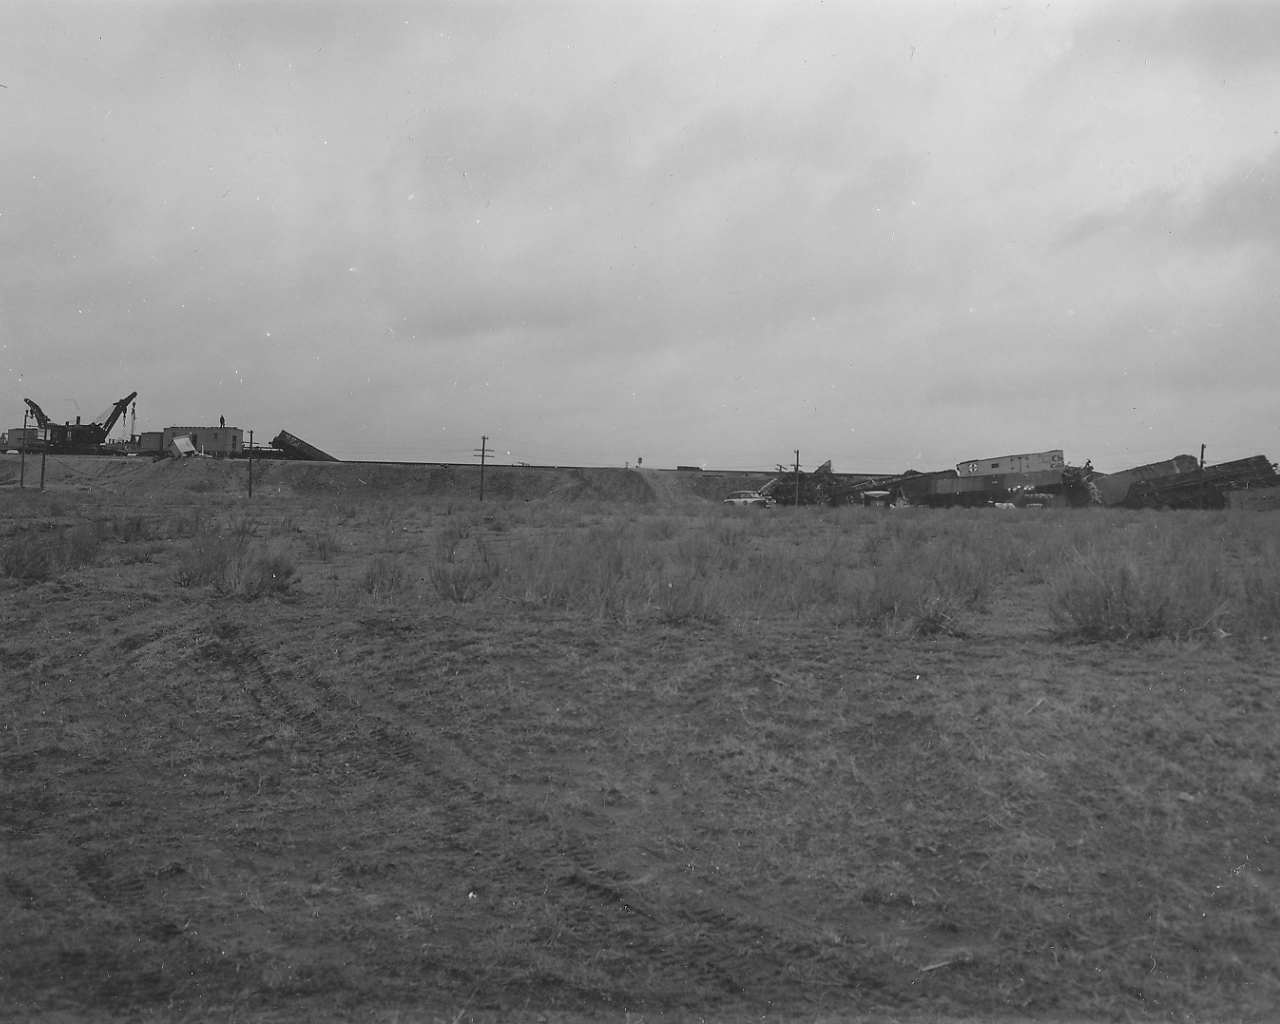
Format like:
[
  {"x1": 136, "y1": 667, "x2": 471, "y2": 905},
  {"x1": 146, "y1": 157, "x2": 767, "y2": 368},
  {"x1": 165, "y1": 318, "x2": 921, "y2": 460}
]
[{"x1": 474, "y1": 436, "x2": 490, "y2": 501}]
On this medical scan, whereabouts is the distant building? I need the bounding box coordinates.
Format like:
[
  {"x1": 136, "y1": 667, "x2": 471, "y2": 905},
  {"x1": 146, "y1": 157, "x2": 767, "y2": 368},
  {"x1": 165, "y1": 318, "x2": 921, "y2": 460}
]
[{"x1": 162, "y1": 426, "x2": 243, "y2": 456}]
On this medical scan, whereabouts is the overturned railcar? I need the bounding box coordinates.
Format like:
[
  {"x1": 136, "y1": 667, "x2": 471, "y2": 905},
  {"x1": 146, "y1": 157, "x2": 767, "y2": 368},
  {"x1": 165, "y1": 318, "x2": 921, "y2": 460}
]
[
  {"x1": 270, "y1": 430, "x2": 339, "y2": 462},
  {"x1": 956, "y1": 449, "x2": 1065, "y2": 478},
  {"x1": 1090, "y1": 455, "x2": 1201, "y2": 506},
  {"x1": 845, "y1": 449, "x2": 1086, "y2": 508},
  {"x1": 1121, "y1": 456, "x2": 1278, "y2": 510}
]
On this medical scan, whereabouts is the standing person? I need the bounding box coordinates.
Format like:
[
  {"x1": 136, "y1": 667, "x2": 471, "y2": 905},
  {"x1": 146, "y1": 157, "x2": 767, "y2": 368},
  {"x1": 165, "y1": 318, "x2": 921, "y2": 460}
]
[{"x1": 220, "y1": 415, "x2": 225, "y2": 429}]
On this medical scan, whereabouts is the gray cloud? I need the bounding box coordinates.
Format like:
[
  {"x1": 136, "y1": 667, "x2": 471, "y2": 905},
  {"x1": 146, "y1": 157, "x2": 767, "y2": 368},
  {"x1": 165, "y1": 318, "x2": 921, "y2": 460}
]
[
  {"x1": 1076, "y1": 1, "x2": 1280, "y2": 71},
  {"x1": 1, "y1": 2, "x2": 1276, "y2": 471}
]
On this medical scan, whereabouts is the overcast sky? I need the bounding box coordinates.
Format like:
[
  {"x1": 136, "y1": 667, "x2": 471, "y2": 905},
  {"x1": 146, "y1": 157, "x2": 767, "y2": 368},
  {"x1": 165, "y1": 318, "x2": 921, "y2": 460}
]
[{"x1": 2, "y1": 1, "x2": 1277, "y2": 473}]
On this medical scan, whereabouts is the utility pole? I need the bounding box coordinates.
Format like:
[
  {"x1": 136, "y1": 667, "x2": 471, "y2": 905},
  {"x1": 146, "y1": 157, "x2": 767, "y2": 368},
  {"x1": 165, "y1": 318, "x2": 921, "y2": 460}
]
[
  {"x1": 248, "y1": 430, "x2": 254, "y2": 498},
  {"x1": 39, "y1": 423, "x2": 47, "y2": 491},
  {"x1": 474, "y1": 435, "x2": 490, "y2": 501},
  {"x1": 794, "y1": 450, "x2": 801, "y2": 507},
  {"x1": 19, "y1": 408, "x2": 27, "y2": 489}
]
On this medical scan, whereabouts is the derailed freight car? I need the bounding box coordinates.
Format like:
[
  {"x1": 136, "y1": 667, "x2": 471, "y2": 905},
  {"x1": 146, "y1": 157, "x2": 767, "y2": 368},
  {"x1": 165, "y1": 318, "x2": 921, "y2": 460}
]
[
  {"x1": 955, "y1": 449, "x2": 1065, "y2": 478},
  {"x1": 1091, "y1": 455, "x2": 1201, "y2": 506},
  {"x1": 852, "y1": 452, "x2": 1279, "y2": 510},
  {"x1": 889, "y1": 468, "x2": 1069, "y2": 507},
  {"x1": 270, "y1": 430, "x2": 339, "y2": 462},
  {"x1": 848, "y1": 449, "x2": 1086, "y2": 508},
  {"x1": 1121, "y1": 455, "x2": 1278, "y2": 510}
]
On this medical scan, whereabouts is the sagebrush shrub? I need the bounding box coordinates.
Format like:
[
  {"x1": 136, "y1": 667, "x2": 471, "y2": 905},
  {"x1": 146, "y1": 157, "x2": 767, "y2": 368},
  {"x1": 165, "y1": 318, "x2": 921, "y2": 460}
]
[
  {"x1": 1, "y1": 524, "x2": 102, "y2": 581},
  {"x1": 713, "y1": 521, "x2": 748, "y2": 551},
  {"x1": 429, "y1": 561, "x2": 498, "y2": 603},
  {"x1": 508, "y1": 522, "x2": 645, "y2": 617},
  {"x1": 175, "y1": 531, "x2": 245, "y2": 588},
  {"x1": 654, "y1": 570, "x2": 722, "y2": 623},
  {"x1": 106, "y1": 513, "x2": 152, "y2": 544},
  {"x1": 110, "y1": 542, "x2": 157, "y2": 566},
  {"x1": 852, "y1": 533, "x2": 998, "y2": 635},
  {"x1": 429, "y1": 533, "x2": 500, "y2": 603},
  {"x1": 1048, "y1": 541, "x2": 1230, "y2": 641},
  {"x1": 167, "y1": 508, "x2": 206, "y2": 539},
  {"x1": 175, "y1": 529, "x2": 295, "y2": 598},
  {"x1": 239, "y1": 551, "x2": 296, "y2": 598},
  {"x1": 307, "y1": 531, "x2": 344, "y2": 562},
  {"x1": 62, "y1": 524, "x2": 102, "y2": 569},
  {"x1": 1, "y1": 531, "x2": 56, "y2": 581},
  {"x1": 1240, "y1": 546, "x2": 1280, "y2": 638},
  {"x1": 674, "y1": 532, "x2": 714, "y2": 577},
  {"x1": 435, "y1": 520, "x2": 471, "y2": 563},
  {"x1": 642, "y1": 517, "x2": 681, "y2": 542},
  {"x1": 362, "y1": 556, "x2": 408, "y2": 601}
]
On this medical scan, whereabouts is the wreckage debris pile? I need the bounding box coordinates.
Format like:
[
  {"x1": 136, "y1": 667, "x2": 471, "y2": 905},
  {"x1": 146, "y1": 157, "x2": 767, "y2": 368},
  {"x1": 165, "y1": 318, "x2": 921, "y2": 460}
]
[{"x1": 766, "y1": 450, "x2": 1279, "y2": 509}]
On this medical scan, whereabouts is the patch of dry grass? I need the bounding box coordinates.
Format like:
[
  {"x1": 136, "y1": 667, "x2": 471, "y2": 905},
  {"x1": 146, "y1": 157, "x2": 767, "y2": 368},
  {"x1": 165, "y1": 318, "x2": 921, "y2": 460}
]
[
  {"x1": 3, "y1": 481, "x2": 1278, "y2": 1023},
  {"x1": 173, "y1": 520, "x2": 295, "y2": 598},
  {"x1": 429, "y1": 534, "x2": 500, "y2": 603},
  {"x1": 359, "y1": 554, "x2": 411, "y2": 603},
  {"x1": 1, "y1": 523, "x2": 101, "y2": 581},
  {"x1": 1047, "y1": 513, "x2": 1280, "y2": 640}
]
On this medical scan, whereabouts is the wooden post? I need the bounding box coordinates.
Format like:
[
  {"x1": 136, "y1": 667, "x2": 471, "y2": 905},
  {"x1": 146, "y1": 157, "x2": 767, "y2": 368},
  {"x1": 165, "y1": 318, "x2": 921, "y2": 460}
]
[
  {"x1": 1199, "y1": 443, "x2": 1207, "y2": 509},
  {"x1": 19, "y1": 408, "x2": 26, "y2": 489}
]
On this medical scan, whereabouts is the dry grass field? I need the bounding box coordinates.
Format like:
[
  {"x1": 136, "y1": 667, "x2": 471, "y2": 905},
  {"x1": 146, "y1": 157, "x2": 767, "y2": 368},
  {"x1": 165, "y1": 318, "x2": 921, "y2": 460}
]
[{"x1": 2, "y1": 455, "x2": 1278, "y2": 1024}]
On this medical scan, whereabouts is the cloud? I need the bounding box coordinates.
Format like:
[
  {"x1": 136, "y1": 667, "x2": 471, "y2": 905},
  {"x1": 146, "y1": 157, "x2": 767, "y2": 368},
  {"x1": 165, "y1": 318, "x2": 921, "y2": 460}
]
[
  {"x1": 1186, "y1": 144, "x2": 1280, "y2": 250},
  {"x1": 1, "y1": 2, "x2": 1276, "y2": 471},
  {"x1": 1076, "y1": 1, "x2": 1280, "y2": 72}
]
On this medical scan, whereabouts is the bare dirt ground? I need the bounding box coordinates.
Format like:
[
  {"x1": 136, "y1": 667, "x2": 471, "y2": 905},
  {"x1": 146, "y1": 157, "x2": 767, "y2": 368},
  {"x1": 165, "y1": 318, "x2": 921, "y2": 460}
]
[{"x1": 1, "y1": 456, "x2": 1276, "y2": 1024}]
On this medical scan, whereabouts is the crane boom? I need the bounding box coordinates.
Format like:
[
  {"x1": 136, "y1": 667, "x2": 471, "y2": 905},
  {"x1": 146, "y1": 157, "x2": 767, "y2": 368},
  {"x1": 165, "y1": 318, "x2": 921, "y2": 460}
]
[
  {"x1": 92, "y1": 392, "x2": 137, "y2": 437},
  {"x1": 23, "y1": 398, "x2": 51, "y2": 429},
  {"x1": 19, "y1": 390, "x2": 136, "y2": 453}
]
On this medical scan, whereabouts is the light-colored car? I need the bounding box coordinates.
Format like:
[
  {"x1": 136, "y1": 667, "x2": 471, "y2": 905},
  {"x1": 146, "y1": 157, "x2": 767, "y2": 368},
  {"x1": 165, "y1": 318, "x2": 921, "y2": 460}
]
[{"x1": 723, "y1": 490, "x2": 775, "y2": 508}]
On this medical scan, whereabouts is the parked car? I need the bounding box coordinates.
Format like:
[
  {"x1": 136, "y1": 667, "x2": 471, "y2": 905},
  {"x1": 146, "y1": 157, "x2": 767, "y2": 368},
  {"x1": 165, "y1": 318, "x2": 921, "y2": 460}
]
[{"x1": 723, "y1": 490, "x2": 775, "y2": 508}]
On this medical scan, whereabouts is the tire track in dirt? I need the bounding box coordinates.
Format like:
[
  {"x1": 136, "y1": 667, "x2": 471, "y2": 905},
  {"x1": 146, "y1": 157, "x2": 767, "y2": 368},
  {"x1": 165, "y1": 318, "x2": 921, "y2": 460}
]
[
  {"x1": 239, "y1": 627, "x2": 692, "y2": 1003},
  {"x1": 116, "y1": 615, "x2": 905, "y2": 1011},
  {"x1": 232, "y1": 625, "x2": 826, "y2": 1006},
  {"x1": 1, "y1": 626, "x2": 250, "y2": 1011},
  {"x1": 10, "y1": 606, "x2": 920, "y2": 1015}
]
